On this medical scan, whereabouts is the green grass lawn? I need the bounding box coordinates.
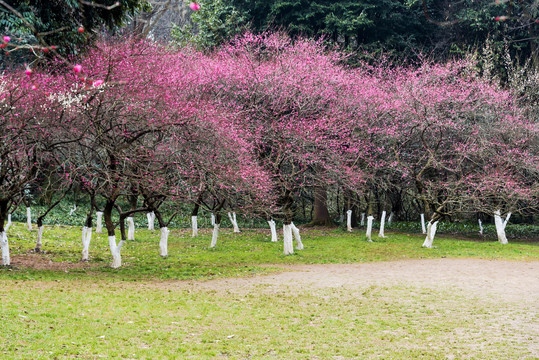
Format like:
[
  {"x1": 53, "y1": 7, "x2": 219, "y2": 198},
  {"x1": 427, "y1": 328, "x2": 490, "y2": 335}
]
[{"x1": 1, "y1": 222, "x2": 538, "y2": 359}]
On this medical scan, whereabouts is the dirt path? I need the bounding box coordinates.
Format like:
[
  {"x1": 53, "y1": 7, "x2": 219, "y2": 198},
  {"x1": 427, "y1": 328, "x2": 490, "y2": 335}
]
[{"x1": 193, "y1": 259, "x2": 539, "y2": 304}]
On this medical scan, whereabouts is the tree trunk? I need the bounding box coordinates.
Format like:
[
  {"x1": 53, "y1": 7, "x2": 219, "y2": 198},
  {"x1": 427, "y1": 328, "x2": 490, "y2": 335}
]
[
  {"x1": 81, "y1": 226, "x2": 92, "y2": 261},
  {"x1": 159, "y1": 227, "x2": 170, "y2": 257},
  {"x1": 268, "y1": 219, "x2": 278, "y2": 242},
  {"x1": 26, "y1": 207, "x2": 32, "y2": 230},
  {"x1": 0, "y1": 200, "x2": 10, "y2": 265},
  {"x1": 422, "y1": 220, "x2": 439, "y2": 248},
  {"x1": 346, "y1": 210, "x2": 353, "y2": 232},
  {"x1": 310, "y1": 184, "x2": 332, "y2": 226},
  {"x1": 290, "y1": 222, "x2": 303, "y2": 250},
  {"x1": 146, "y1": 211, "x2": 155, "y2": 230},
  {"x1": 420, "y1": 213, "x2": 427, "y2": 234},
  {"x1": 127, "y1": 217, "x2": 135, "y2": 241},
  {"x1": 283, "y1": 223, "x2": 293, "y2": 255},
  {"x1": 494, "y1": 210, "x2": 511, "y2": 244},
  {"x1": 227, "y1": 212, "x2": 240, "y2": 233},
  {"x1": 210, "y1": 213, "x2": 221, "y2": 248},
  {"x1": 378, "y1": 210, "x2": 387, "y2": 238},
  {"x1": 96, "y1": 211, "x2": 104, "y2": 233},
  {"x1": 191, "y1": 203, "x2": 200, "y2": 237},
  {"x1": 366, "y1": 215, "x2": 374, "y2": 242}
]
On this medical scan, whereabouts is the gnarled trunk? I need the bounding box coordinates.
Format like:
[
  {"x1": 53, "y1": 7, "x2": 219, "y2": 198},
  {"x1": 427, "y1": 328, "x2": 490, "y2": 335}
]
[{"x1": 311, "y1": 184, "x2": 331, "y2": 226}]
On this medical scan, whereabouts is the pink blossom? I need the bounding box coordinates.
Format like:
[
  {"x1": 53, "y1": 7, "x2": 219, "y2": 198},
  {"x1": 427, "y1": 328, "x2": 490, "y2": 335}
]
[
  {"x1": 189, "y1": 2, "x2": 200, "y2": 11},
  {"x1": 3, "y1": 36, "x2": 10, "y2": 42},
  {"x1": 73, "y1": 64, "x2": 83, "y2": 73},
  {"x1": 93, "y1": 79, "x2": 104, "y2": 87}
]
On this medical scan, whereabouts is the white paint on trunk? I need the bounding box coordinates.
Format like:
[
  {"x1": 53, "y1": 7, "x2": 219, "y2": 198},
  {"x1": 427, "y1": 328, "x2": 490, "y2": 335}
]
[
  {"x1": 388, "y1": 212, "x2": 394, "y2": 224},
  {"x1": 360, "y1": 213, "x2": 365, "y2": 226},
  {"x1": 1, "y1": 231, "x2": 9, "y2": 266},
  {"x1": 82, "y1": 226, "x2": 92, "y2": 261},
  {"x1": 422, "y1": 220, "x2": 439, "y2": 248},
  {"x1": 127, "y1": 217, "x2": 135, "y2": 241},
  {"x1": 268, "y1": 219, "x2": 278, "y2": 242},
  {"x1": 211, "y1": 214, "x2": 215, "y2": 226},
  {"x1": 494, "y1": 210, "x2": 511, "y2": 244},
  {"x1": 420, "y1": 213, "x2": 426, "y2": 234},
  {"x1": 191, "y1": 216, "x2": 198, "y2": 237},
  {"x1": 283, "y1": 224, "x2": 294, "y2": 255},
  {"x1": 26, "y1": 207, "x2": 32, "y2": 230},
  {"x1": 69, "y1": 204, "x2": 77, "y2": 216},
  {"x1": 478, "y1": 219, "x2": 484, "y2": 235},
  {"x1": 366, "y1": 216, "x2": 374, "y2": 242},
  {"x1": 96, "y1": 212, "x2": 103, "y2": 233},
  {"x1": 147, "y1": 212, "x2": 155, "y2": 231},
  {"x1": 290, "y1": 222, "x2": 304, "y2": 250},
  {"x1": 108, "y1": 235, "x2": 124, "y2": 268},
  {"x1": 228, "y1": 212, "x2": 240, "y2": 233},
  {"x1": 160, "y1": 227, "x2": 170, "y2": 257},
  {"x1": 346, "y1": 210, "x2": 353, "y2": 232},
  {"x1": 5, "y1": 214, "x2": 11, "y2": 232},
  {"x1": 36, "y1": 225, "x2": 44, "y2": 251},
  {"x1": 210, "y1": 223, "x2": 220, "y2": 248},
  {"x1": 378, "y1": 211, "x2": 387, "y2": 238}
]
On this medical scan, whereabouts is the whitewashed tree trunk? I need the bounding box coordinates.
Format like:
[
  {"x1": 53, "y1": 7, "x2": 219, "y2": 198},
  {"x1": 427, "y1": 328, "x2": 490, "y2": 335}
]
[
  {"x1": 26, "y1": 207, "x2": 32, "y2": 230},
  {"x1": 494, "y1": 210, "x2": 511, "y2": 244},
  {"x1": 360, "y1": 213, "x2": 365, "y2": 226},
  {"x1": 35, "y1": 225, "x2": 44, "y2": 251},
  {"x1": 127, "y1": 217, "x2": 135, "y2": 241},
  {"x1": 290, "y1": 222, "x2": 304, "y2": 250},
  {"x1": 478, "y1": 219, "x2": 484, "y2": 235},
  {"x1": 81, "y1": 226, "x2": 92, "y2": 261},
  {"x1": 268, "y1": 219, "x2": 278, "y2": 242},
  {"x1": 108, "y1": 235, "x2": 124, "y2": 268},
  {"x1": 346, "y1": 210, "x2": 353, "y2": 232},
  {"x1": 191, "y1": 216, "x2": 198, "y2": 237},
  {"x1": 388, "y1": 212, "x2": 394, "y2": 224},
  {"x1": 228, "y1": 212, "x2": 240, "y2": 233},
  {"x1": 96, "y1": 212, "x2": 103, "y2": 233},
  {"x1": 210, "y1": 223, "x2": 220, "y2": 248},
  {"x1": 5, "y1": 214, "x2": 11, "y2": 232},
  {"x1": 211, "y1": 214, "x2": 215, "y2": 226},
  {"x1": 422, "y1": 220, "x2": 439, "y2": 248},
  {"x1": 378, "y1": 211, "x2": 387, "y2": 238},
  {"x1": 283, "y1": 224, "x2": 294, "y2": 255},
  {"x1": 1, "y1": 231, "x2": 10, "y2": 266},
  {"x1": 420, "y1": 213, "x2": 426, "y2": 234},
  {"x1": 69, "y1": 204, "x2": 77, "y2": 216},
  {"x1": 159, "y1": 227, "x2": 170, "y2": 257},
  {"x1": 147, "y1": 212, "x2": 155, "y2": 231},
  {"x1": 366, "y1": 216, "x2": 374, "y2": 242}
]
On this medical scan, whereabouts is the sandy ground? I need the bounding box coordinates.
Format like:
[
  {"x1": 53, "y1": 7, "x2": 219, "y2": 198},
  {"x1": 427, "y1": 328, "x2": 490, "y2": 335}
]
[{"x1": 194, "y1": 259, "x2": 539, "y2": 304}]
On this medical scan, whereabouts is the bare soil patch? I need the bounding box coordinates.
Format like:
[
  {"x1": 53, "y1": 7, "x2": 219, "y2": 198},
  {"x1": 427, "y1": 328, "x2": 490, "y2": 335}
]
[
  {"x1": 185, "y1": 259, "x2": 539, "y2": 304},
  {"x1": 9, "y1": 252, "x2": 99, "y2": 271}
]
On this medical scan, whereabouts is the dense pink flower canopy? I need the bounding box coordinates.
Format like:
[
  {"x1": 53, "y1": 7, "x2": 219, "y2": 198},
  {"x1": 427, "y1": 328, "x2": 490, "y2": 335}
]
[{"x1": 1, "y1": 33, "x2": 537, "y2": 222}]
